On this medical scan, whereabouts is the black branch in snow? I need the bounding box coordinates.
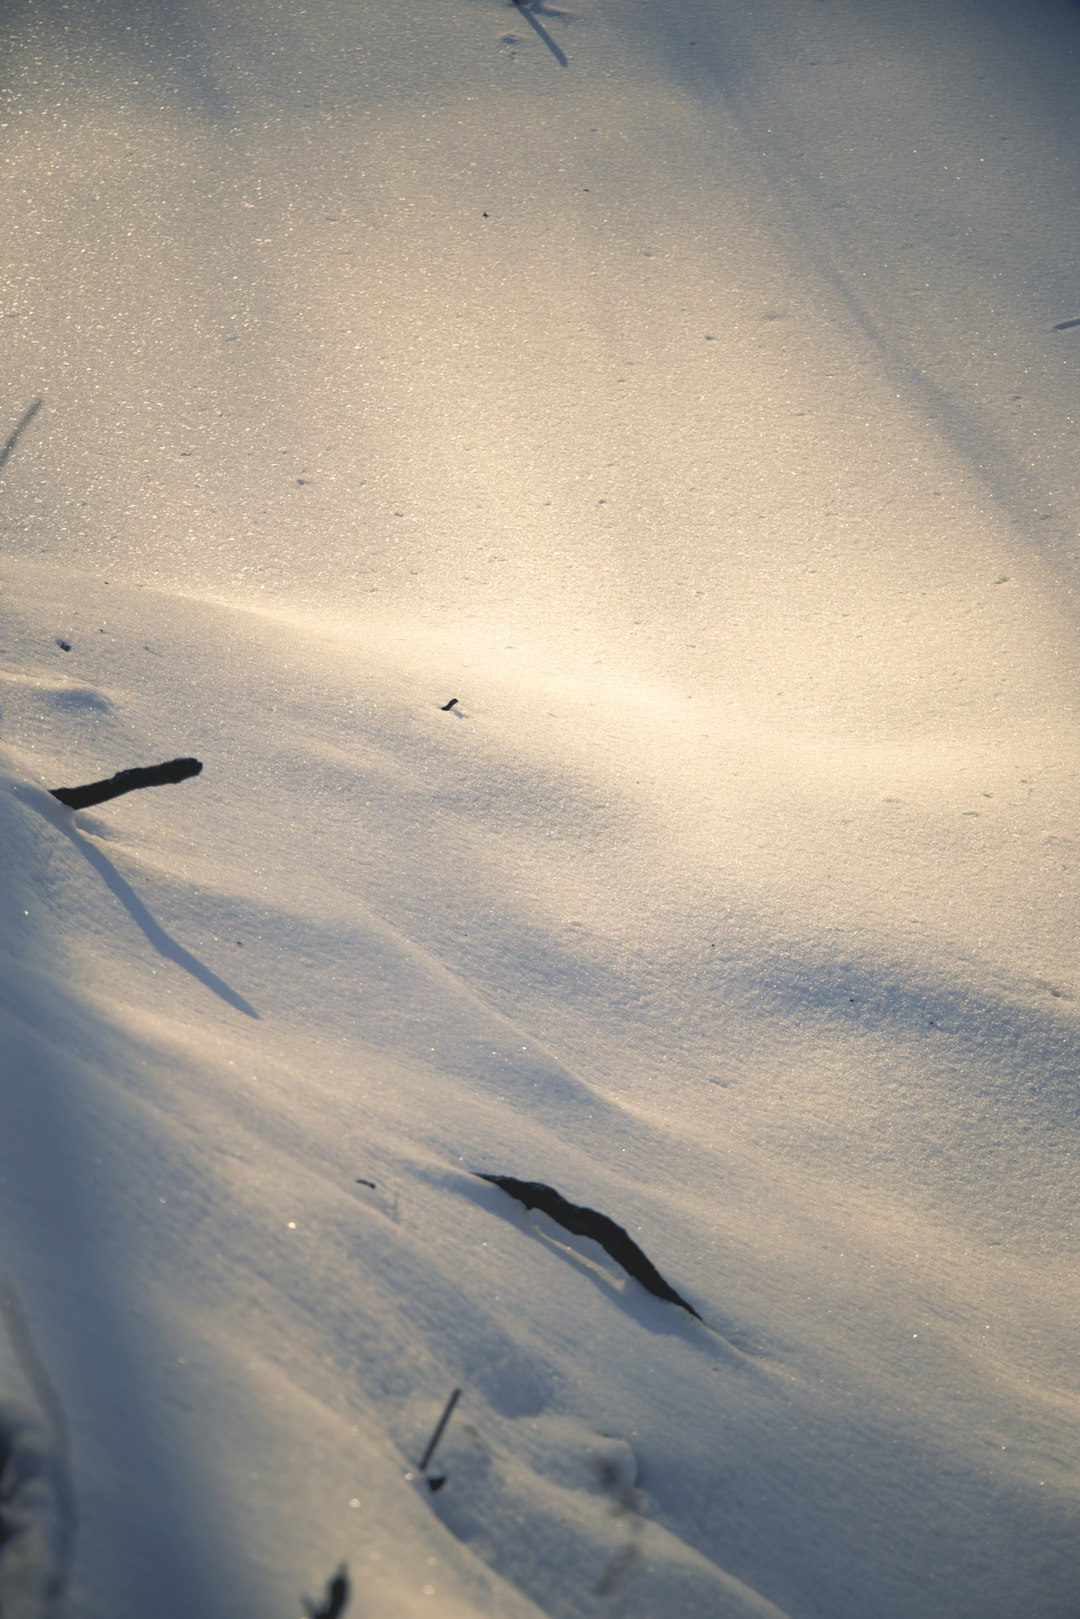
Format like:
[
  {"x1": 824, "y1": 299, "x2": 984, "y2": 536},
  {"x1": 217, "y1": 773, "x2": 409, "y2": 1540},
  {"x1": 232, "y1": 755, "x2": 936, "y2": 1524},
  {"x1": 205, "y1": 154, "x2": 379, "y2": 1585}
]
[
  {"x1": 440, "y1": 697, "x2": 459, "y2": 711},
  {"x1": 473, "y1": 1173, "x2": 703, "y2": 1320},
  {"x1": 304, "y1": 1565, "x2": 349, "y2": 1619},
  {"x1": 49, "y1": 757, "x2": 203, "y2": 811}
]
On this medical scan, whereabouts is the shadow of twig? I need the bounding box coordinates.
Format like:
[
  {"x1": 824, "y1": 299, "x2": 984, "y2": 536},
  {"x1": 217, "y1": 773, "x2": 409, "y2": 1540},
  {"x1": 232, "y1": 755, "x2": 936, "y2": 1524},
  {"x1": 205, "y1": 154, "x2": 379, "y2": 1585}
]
[
  {"x1": 511, "y1": 0, "x2": 568, "y2": 66},
  {"x1": 304, "y1": 1563, "x2": 349, "y2": 1618},
  {"x1": 0, "y1": 399, "x2": 43, "y2": 473},
  {"x1": 27, "y1": 790, "x2": 259, "y2": 1018}
]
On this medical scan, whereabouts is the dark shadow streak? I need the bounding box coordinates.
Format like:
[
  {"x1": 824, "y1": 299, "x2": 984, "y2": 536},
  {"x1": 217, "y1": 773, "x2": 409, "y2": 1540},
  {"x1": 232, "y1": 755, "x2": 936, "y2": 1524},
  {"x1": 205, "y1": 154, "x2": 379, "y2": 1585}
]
[
  {"x1": 0, "y1": 399, "x2": 43, "y2": 473},
  {"x1": 28, "y1": 794, "x2": 258, "y2": 1018},
  {"x1": 4, "y1": 794, "x2": 248, "y2": 1615},
  {"x1": 512, "y1": 0, "x2": 568, "y2": 67},
  {"x1": 304, "y1": 1564, "x2": 350, "y2": 1619}
]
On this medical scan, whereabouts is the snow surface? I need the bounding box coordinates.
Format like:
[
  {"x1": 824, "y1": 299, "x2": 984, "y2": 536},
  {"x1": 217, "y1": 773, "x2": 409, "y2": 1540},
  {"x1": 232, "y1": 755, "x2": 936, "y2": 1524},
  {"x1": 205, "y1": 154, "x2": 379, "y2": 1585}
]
[{"x1": 1, "y1": 0, "x2": 1078, "y2": 1615}]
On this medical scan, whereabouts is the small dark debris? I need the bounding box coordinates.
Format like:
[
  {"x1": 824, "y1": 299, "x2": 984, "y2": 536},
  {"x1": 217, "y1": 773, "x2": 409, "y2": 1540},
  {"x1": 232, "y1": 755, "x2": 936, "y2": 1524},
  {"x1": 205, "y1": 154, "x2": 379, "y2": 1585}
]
[
  {"x1": 474, "y1": 1173, "x2": 702, "y2": 1320},
  {"x1": 304, "y1": 1564, "x2": 350, "y2": 1619},
  {"x1": 441, "y1": 697, "x2": 459, "y2": 711},
  {"x1": 427, "y1": 1475, "x2": 447, "y2": 1493},
  {"x1": 355, "y1": 1178, "x2": 377, "y2": 1189},
  {"x1": 56, "y1": 639, "x2": 71, "y2": 652},
  {"x1": 50, "y1": 757, "x2": 203, "y2": 811},
  {"x1": 1051, "y1": 318, "x2": 1080, "y2": 331}
]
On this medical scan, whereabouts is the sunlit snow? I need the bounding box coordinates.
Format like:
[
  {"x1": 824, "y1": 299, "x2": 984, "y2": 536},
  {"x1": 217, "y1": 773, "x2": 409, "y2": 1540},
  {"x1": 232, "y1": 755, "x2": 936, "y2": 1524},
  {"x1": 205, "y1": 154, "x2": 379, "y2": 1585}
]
[{"x1": 1, "y1": 2, "x2": 1077, "y2": 1616}]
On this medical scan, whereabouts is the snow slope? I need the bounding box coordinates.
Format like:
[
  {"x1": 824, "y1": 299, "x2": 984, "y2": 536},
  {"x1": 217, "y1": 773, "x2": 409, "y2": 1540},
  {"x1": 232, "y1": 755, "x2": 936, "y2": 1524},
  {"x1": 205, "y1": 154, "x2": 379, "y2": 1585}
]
[{"x1": 1, "y1": 1, "x2": 1078, "y2": 1615}]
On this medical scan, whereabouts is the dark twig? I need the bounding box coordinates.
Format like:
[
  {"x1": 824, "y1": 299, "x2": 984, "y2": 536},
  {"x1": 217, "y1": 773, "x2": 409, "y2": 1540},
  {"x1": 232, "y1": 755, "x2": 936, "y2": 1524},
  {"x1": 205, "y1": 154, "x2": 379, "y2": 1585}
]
[
  {"x1": 474, "y1": 1174, "x2": 703, "y2": 1320},
  {"x1": 304, "y1": 1563, "x2": 349, "y2": 1619},
  {"x1": 1051, "y1": 317, "x2": 1080, "y2": 331},
  {"x1": 49, "y1": 757, "x2": 202, "y2": 811},
  {"x1": 440, "y1": 698, "x2": 459, "y2": 711},
  {"x1": 418, "y1": 1387, "x2": 461, "y2": 1480}
]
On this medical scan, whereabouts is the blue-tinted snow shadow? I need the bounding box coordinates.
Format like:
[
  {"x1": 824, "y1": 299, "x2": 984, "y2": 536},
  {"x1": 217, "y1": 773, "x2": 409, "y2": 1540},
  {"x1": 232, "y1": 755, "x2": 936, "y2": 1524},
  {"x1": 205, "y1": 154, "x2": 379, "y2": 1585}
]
[
  {"x1": 733, "y1": 941, "x2": 1079, "y2": 1119},
  {"x1": 464, "y1": 874, "x2": 1078, "y2": 1136},
  {"x1": 0, "y1": 986, "x2": 252, "y2": 1615},
  {"x1": 0, "y1": 0, "x2": 232, "y2": 123},
  {"x1": 0, "y1": 790, "x2": 245, "y2": 1615},
  {"x1": 26, "y1": 788, "x2": 258, "y2": 1018},
  {"x1": 638, "y1": 0, "x2": 1080, "y2": 597}
]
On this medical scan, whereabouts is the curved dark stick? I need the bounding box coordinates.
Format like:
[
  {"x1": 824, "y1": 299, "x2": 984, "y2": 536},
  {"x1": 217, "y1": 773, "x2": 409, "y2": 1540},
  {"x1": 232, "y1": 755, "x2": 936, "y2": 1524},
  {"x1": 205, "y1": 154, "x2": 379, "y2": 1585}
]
[{"x1": 474, "y1": 1173, "x2": 702, "y2": 1319}]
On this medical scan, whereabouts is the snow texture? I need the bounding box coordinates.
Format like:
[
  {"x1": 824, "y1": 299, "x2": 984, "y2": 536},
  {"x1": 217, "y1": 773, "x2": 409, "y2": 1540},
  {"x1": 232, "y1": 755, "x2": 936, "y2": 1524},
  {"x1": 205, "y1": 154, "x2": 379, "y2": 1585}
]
[{"x1": 0, "y1": 0, "x2": 1078, "y2": 1615}]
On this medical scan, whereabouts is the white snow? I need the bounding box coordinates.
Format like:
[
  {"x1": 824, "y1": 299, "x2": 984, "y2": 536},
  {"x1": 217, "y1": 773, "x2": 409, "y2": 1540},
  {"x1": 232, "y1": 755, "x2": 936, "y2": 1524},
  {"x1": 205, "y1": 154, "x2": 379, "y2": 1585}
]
[{"x1": 0, "y1": 1, "x2": 1077, "y2": 1615}]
